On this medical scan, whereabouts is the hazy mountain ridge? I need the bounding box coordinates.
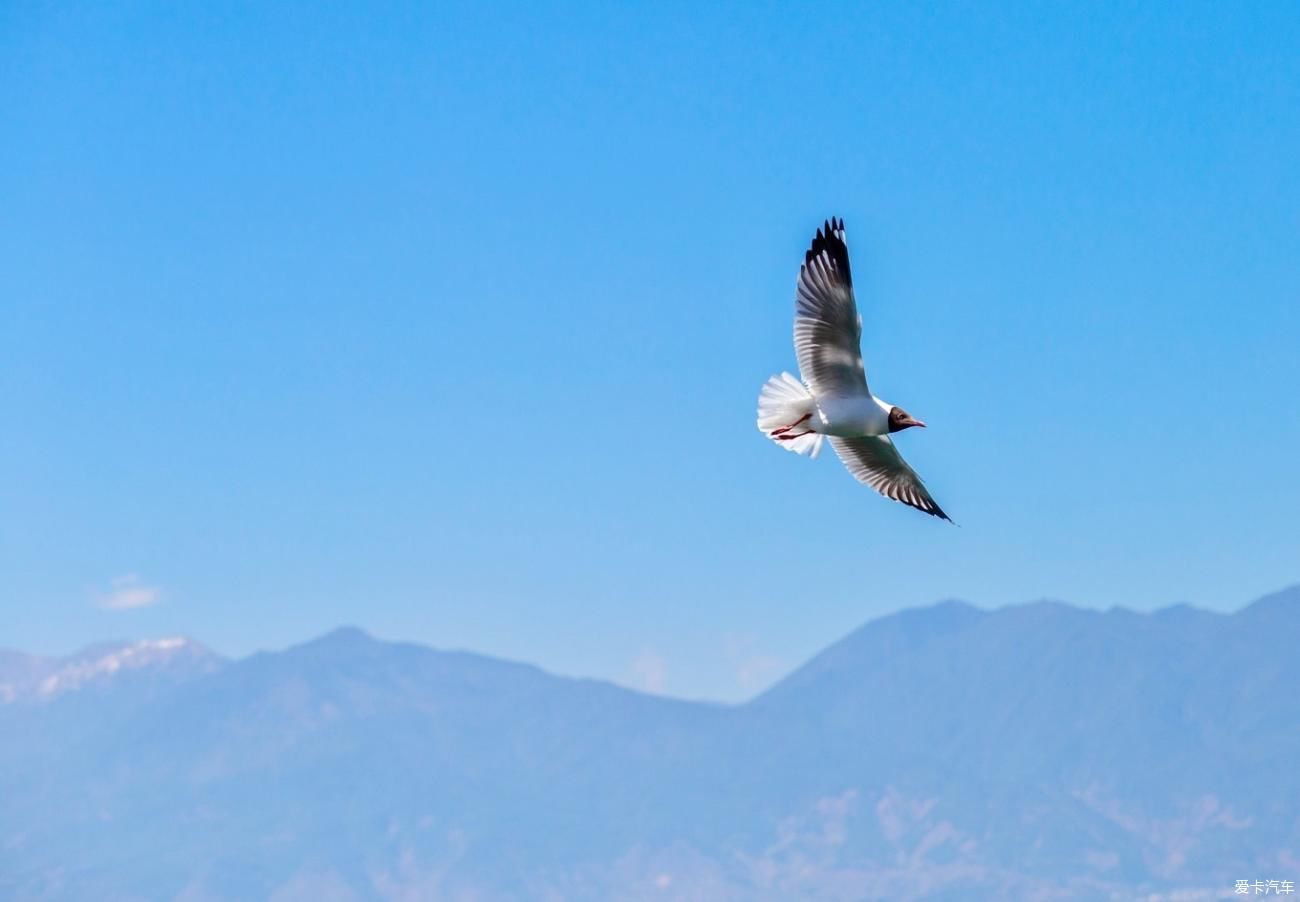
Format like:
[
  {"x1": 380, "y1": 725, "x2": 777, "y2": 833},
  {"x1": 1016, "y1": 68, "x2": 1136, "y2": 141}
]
[
  {"x1": 0, "y1": 637, "x2": 223, "y2": 704},
  {"x1": 2, "y1": 588, "x2": 1297, "y2": 901}
]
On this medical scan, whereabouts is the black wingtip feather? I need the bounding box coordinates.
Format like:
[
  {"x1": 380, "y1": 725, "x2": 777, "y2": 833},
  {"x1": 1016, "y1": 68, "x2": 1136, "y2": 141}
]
[{"x1": 803, "y1": 217, "x2": 852, "y2": 285}]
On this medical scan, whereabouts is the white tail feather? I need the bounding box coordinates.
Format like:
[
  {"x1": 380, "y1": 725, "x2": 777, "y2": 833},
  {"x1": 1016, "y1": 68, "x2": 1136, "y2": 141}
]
[{"x1": 756, "y1": 372, "x2": 823, "y2": 458}]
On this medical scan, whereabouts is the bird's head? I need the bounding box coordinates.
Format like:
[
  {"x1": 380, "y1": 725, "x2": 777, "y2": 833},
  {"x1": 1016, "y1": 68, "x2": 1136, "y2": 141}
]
[{"x1": 888, "y1": 406, "x2": 926, "y2": 433}]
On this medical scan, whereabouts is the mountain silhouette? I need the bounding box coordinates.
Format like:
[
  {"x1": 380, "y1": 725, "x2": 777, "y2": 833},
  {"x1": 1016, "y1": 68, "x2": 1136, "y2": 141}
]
[{"x1": 3, "y1": 588, "x2": 1297, "y2": 900}]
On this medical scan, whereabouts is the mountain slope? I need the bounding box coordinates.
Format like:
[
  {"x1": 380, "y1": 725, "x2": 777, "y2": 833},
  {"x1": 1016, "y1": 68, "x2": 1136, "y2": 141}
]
[
  {"x1": 0, "y1": 636, "x2": 222, "y2": 704},
  {"x1": 737, "y1": 591, "x2": 1300, "y2": 893},
  {"x1": 2, "y1": 589, "x2": 1298, "y2": 901}
]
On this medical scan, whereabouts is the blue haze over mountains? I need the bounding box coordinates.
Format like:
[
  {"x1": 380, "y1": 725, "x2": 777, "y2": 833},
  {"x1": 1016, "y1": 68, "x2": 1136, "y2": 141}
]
[{"x1": 3, "y1": 588, "x2": 1298, "y2": 901}]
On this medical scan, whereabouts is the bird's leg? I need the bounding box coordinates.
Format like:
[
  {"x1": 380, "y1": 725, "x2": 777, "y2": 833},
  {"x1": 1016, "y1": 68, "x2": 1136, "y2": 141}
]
[
  {"x1": 770, "y1": 412, "x2": 812, "y2": 436},
  {"x1": 775, "y1": 428, "x2": 815, "y2": 441}
]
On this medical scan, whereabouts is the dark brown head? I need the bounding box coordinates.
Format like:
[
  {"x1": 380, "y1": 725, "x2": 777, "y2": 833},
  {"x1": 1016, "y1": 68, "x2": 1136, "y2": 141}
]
[{"x1": 888, "y1": 406, "x2": 927, "y2": 433}]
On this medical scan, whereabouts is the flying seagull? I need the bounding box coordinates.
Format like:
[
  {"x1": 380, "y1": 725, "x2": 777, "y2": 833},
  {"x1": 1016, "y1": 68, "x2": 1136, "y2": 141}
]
[{"x1": 756, "y1": 218, "x2": 950, "y2": 521}]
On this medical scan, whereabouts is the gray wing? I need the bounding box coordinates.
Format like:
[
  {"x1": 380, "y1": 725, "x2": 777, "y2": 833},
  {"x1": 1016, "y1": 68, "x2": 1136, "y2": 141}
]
[
  {"x1": 794, "y1": 218, "x2": 869, "y2": 399},
  {"x1": 829, "y1": 435, "x2": 950, "y2": 521}
]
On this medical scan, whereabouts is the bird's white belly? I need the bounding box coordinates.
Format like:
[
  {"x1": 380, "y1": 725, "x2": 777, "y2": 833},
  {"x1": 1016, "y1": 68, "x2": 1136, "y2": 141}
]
[{"x1": 814, "y1": 395, "x2": 889, "y2": 437}]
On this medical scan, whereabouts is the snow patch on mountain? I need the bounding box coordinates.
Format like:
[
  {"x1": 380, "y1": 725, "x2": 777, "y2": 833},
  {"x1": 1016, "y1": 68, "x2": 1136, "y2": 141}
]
[{"x1": 0, "y1": 638, "x2": 223, "y2": 704}]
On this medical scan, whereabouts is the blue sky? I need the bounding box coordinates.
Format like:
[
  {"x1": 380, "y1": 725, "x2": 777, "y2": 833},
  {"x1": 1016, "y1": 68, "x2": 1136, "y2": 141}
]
[{"x1": 3, "y1": 2, "x2": 1298, "y2": 701}]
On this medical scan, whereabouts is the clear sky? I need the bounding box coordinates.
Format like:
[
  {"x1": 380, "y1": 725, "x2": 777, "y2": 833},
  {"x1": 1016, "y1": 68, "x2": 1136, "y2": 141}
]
[{"x1": 3, "y1": 2, "x2": 1298, "y2": 701}]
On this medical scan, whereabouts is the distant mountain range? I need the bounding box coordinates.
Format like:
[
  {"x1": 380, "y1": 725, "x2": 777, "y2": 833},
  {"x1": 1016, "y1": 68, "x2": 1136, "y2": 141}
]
[{"x1": 3, "y1": 587, "x2": 1298, "y2": 901}]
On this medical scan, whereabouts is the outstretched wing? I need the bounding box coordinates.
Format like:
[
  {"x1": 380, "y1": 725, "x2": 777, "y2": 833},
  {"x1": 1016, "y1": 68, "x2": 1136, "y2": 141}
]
[
  {"x1": 794, "y1": 218, "x2": 869, "y2": 399},
  {"x1": 829, "y1": 435, "x2": 950, "y2": 520}
]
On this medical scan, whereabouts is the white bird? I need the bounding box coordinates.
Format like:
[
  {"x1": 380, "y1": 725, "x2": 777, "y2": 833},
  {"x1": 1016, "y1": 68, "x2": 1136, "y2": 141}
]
[{"x1": 756, "y1": 218, "x2": 950, "y2": 521}]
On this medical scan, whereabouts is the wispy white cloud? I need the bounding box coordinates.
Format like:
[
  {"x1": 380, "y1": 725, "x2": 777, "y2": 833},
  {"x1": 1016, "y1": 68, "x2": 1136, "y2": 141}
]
[
  {"x1": 722, "y1": 632, "x2": 787, "y2": 696},
  {"x1": 629, "y1": 647, "x2": 668, "y2": 695},
  {"x1": 95, "y1": 574, "x2": 162, "y2": 611}
]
